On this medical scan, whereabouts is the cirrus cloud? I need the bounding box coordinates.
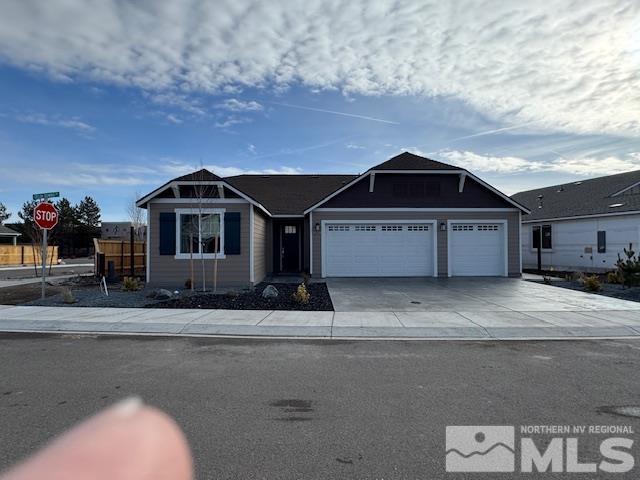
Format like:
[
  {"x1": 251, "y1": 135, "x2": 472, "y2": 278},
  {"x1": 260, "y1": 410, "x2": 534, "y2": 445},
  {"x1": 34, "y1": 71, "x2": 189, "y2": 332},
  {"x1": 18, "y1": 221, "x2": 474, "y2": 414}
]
[{"x1": 0, "y1": 1, "x2": 638, "y2": 137}]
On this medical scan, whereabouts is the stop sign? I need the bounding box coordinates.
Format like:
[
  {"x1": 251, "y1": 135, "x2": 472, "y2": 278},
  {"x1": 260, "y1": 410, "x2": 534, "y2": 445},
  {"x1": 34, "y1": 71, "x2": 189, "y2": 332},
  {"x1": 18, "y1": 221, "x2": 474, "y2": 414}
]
[{"x1": 34, "y1": 202, "x2": 59, "y2": 230}]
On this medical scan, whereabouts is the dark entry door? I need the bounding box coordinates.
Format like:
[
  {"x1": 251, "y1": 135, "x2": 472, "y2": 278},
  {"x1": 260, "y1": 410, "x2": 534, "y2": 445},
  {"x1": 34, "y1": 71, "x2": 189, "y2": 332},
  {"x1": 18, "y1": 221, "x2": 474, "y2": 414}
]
[{"x1": 281, "y1": 224, "x2": 300, "y2": 272}]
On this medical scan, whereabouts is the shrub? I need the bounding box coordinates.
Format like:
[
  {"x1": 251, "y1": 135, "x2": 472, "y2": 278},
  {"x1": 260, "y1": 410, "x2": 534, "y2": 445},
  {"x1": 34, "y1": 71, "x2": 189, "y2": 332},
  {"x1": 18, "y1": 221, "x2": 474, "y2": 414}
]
[
  {"x1": 542, "y1": 275, "x2": 552, "y2": 285},
  {"x1": 122, "y1": 276, "x2": 143, "y2": 291},
  {"x1": 292, "y1": 283, "x2": 310, "y2": 305},
  {"x1": 615, "y1": 244, "x2": 640, "y2": 288},
  {"x1": 582, "y1": 274, "x2": 601, "y2": 292},
  {"x1": 302, "y1": 272, "x2": 311, "y2": 286},
  {"x1": 62, "y1": 288, "x2": 77, "y2": 304},
  {"x1": 607, "y1": 271, "x2": 621, "y2": 284}
]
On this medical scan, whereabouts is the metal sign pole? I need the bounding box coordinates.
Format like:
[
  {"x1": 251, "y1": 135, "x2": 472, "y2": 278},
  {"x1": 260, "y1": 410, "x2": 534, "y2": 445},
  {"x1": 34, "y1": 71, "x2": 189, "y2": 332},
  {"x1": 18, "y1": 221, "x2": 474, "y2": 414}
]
[{"x1": 41, "y1": 225, "x2": 47, "y2": 299}]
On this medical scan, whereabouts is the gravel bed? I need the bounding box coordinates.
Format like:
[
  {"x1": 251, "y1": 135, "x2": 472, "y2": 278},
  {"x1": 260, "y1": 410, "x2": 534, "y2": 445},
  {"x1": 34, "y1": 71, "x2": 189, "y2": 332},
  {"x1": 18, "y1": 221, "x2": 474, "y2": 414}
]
[
  {"x1": 527, "y1": 279, "x2": 640, "y2": 303},
  {"x1": 24, "y1": 285, "x2": 169, "y2": 308},
  {"x1": 152, "y1": 282, "x2": 334, "y2": 311}
]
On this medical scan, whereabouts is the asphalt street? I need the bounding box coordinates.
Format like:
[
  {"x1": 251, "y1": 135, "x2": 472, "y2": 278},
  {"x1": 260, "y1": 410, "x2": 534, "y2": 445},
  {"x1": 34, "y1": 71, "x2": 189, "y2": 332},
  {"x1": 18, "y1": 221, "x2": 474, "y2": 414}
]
[
  {"x1": 1, "y1": 334, "x2": 640, "y2": 479},
  {"x1": 0, "y1": 263, "x2": 93, "y2": 280}
]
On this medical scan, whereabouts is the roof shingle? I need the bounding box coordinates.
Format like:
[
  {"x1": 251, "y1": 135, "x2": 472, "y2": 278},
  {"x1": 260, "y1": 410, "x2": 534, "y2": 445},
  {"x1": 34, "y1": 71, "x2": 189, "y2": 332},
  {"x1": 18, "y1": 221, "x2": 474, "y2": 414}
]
[
  {"x1": 512, "y1": 170, "x2": 640, "y2": 221},
  {"x1": 372, "y1": 152, "x2": 462, "y2": 171},
  {"x1": 225, "y1": 174, "x2": 357, "y2": 215}
]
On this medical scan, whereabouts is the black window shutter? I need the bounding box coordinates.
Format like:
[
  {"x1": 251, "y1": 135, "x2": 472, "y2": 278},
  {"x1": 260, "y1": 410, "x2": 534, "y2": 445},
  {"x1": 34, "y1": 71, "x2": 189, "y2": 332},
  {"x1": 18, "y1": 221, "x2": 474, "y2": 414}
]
[
  {"x1": 224, "y1": 212, "x2": 241, "y2": 255},
  {"x1": 159, "y1": 212, "x2": 176, "y2": 255}
]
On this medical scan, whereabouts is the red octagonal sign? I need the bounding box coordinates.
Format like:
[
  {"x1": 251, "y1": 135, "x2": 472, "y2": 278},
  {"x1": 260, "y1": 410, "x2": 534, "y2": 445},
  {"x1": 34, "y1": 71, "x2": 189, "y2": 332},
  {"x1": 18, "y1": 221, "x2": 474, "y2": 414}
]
[{"x1": 34, "y1": 202, "x2": 59, "y2": 230}]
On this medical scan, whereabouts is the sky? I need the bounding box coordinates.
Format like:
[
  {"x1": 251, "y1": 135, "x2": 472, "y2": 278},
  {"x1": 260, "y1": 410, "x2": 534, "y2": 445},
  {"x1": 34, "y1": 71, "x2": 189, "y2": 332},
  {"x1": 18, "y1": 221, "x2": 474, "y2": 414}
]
[{"x1": 0, "y1": 0, "x2": 639, "y2": 221}]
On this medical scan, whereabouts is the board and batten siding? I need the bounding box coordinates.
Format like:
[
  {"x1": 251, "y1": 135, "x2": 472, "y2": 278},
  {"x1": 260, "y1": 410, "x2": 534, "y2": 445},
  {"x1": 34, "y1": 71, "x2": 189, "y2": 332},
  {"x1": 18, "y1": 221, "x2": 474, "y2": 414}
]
[
  {"x1": 253, "y1": 209, "x2": 268, "y2": 283},
  {"x1": 148, "y1": 202, "x2": 250, "y2": 287},
  {"x1": 311, "y1": 210, "x2": 521, "y2": 277}
]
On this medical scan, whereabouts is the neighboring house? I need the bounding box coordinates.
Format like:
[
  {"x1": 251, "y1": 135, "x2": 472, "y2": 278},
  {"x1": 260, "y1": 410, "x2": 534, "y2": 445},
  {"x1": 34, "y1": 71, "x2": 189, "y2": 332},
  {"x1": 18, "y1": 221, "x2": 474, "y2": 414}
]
[
  {"x1": 512, "y1": 170, "x2": 640, "y2": 272},
  {"x1": 101, "y1": 222, "x2": 147, "y2": 241},
  {"x1": 0, "y1": 225, "x2": 21, "y2": 245},
  {"x1": 136, "y1": 152, "x2": 530, "y2": 287}
]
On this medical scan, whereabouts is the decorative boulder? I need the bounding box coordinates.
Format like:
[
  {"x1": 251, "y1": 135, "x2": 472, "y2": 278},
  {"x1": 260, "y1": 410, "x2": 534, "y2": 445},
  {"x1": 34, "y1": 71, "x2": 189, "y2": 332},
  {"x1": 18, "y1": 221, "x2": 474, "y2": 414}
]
[
  {"x1": 148, "y1": 288, "x2": 173, "y2": 300},
  {"x1": 261, "y1": 285, "x2": 279, "y2": 299}
]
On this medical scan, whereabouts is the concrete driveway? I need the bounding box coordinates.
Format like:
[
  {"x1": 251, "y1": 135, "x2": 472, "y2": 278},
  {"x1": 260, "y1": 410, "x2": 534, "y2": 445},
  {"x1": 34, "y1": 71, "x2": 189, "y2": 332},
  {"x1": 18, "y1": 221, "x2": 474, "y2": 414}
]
[{"x1": 326, "y1": 277, "x2": 640, "y2": 312}]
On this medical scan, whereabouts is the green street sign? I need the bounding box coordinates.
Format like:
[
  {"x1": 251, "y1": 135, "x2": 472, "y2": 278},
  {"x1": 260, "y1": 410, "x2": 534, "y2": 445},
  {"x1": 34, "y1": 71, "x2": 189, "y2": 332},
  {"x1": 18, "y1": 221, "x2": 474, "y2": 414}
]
[{"x1": 33, "y1": 191, "x2": 60, "y2": 201}]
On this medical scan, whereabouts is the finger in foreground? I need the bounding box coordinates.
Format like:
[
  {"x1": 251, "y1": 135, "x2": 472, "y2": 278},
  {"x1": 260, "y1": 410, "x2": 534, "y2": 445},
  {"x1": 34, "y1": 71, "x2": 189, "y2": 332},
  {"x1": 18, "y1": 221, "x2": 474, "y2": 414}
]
[{"x1": 1, "y1": 397, "x2": 192, "y2": 480}]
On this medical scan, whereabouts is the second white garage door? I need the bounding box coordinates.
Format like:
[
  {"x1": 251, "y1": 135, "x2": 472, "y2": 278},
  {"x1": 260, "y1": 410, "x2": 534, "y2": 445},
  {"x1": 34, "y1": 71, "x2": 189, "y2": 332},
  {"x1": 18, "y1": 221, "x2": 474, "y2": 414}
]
[
  {"x1": 324, "y1": 222, "x2": 435, "y2": 277},
  {"x1": 449, "y1": 222, "x2": 506, "y2": 276}
]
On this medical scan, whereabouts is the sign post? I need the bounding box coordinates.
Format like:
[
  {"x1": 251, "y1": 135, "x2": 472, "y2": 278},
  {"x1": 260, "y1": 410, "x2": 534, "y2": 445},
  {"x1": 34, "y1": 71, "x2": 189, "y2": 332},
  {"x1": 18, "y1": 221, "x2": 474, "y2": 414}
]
[{"x1": 33, "y1": 199, "x2": 59, "y2": 299}]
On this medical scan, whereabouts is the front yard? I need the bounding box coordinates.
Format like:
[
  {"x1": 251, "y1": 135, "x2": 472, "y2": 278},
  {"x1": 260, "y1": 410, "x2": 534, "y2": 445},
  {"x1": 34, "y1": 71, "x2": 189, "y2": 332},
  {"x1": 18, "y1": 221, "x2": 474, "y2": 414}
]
[{"x1": 17, "y1": 278, "x2": 335, "y2": 311}]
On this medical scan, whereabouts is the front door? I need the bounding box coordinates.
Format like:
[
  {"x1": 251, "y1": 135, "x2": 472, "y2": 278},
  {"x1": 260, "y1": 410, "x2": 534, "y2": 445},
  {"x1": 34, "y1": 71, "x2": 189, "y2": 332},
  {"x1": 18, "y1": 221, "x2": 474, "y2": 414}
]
[{"x1": 281, "y1": 224, "x2": 300, "y2": 272}]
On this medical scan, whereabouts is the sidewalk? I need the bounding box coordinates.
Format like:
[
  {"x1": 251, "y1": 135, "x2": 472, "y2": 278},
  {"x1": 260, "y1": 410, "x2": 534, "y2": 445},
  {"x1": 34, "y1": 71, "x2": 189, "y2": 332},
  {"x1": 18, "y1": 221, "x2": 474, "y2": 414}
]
[
  {"x1": 1, "y1": 304, "x2": 640, "y2": 339},
  {"x1": 0, "y1": 274, "x2": 92, "y2": 289}
]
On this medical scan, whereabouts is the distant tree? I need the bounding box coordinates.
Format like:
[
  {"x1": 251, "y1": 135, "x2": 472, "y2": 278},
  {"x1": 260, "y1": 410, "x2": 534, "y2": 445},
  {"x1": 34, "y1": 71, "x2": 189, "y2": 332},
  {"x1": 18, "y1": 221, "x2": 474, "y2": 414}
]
[
  {"x1": 55, "y1": 198, "x2": 79, "y2": 256},
  {"x1": 126, "y1": 192, "x2": 147, "y2": 240},
  {"x1": 0, "y1": 202, "x2": 10, "y2": 224},
  {"x1": 77, "y1": 196, "x2": 101, "y2": 227}
]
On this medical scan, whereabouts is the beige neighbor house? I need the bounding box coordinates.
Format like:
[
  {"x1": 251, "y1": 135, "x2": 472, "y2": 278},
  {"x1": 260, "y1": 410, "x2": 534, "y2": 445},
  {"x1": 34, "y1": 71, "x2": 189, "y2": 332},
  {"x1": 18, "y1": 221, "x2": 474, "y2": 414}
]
[{"x1": 136, "y1": 152, "x2": 530, "y2": 287}]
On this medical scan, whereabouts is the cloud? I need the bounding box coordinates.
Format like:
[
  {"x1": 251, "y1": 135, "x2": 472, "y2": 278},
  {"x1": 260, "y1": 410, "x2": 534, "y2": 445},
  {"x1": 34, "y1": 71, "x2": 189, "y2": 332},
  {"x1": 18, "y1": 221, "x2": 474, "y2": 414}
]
[
  {"x1": 345, "y1": 143, "x2": 365, "y2": 149},
  {"x1": 247, "y1": 143, "x2": 257, "y2": 154},
  {"x1": 216, "y1": 98, "x2": 263, "y2": 112},
  {"x1": 438, "y1": 149, "x2": 640, "y2": 176},
  {"x1": 15, "y1": 112, "x2": 95, "y2": 134},
  {"x1": 213, "y1": 115, "x2": 251, "y2": 129},
  {"x1": 3, "y1": 2, "x2": 636, "y2": 136}
]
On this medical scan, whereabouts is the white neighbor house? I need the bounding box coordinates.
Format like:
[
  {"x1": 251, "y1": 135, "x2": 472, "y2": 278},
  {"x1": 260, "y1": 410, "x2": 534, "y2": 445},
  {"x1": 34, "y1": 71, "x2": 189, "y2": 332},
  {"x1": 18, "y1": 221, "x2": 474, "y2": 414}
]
[{"x1": 512, "y1": 170, "x2": 640, "y2": 272}]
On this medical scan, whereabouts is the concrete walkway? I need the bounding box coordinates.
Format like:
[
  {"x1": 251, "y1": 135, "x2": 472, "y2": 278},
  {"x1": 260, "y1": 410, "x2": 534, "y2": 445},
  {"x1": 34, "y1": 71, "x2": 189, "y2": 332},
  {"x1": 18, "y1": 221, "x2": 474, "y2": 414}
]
[{"x1": 1, "y1": 303, "x2": 640, "y2": 339}]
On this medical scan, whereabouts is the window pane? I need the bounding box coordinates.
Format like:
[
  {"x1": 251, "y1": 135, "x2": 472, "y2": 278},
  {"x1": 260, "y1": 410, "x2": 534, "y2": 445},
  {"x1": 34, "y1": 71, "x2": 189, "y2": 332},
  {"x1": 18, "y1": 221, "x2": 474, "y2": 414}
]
[
  {"x1": 180, "y1": 214, "x2": 199, "y2": 254},
  {"x1": 532, "y1": 226, "x2": 540, "y2": 249},
  {"x1": 201, "y1": 214, "x2": 221, "y2": 254},
  {"x1": 542, "y1": 225, "x2": 552, "y2": 249}
]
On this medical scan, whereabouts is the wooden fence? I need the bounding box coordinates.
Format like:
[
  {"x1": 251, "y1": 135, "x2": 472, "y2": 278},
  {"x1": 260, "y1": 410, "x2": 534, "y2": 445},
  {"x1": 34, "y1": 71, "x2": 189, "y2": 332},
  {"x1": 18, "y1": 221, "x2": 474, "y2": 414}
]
[
  {"x1": 94, "y1": 238, "x2": 146, "y2": 278},
  {"x1": 0, "y1": 244, "x2": 59, "y2": 266}
]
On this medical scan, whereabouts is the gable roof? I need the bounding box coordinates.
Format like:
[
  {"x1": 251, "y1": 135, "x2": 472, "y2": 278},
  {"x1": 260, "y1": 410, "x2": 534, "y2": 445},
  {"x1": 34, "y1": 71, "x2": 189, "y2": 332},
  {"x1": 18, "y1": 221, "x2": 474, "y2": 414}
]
[
  {"x1": 0, "y1": 225, "x2": 20, "y2": 236},
  {"x1": 372, "y1": 152, "x2": 463, "y2": 171},
  {"x1": 511, "y1": 170, "x2": 640, "y2": 222},
  {"x1": 225, "y1": 174, "x2": 357, "y2": 215},
  {"x1": 173, "y1": 168, "x2": 222, "y2": 182},
  {"x1": 137, "y1": 152, "x2": 529, "y2": 215}
]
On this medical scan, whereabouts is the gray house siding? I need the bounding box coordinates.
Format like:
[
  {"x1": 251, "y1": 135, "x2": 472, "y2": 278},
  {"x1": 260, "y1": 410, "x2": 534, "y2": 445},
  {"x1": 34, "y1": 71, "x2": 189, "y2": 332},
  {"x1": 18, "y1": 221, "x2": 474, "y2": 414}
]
[
  {"x1": 311, "y1": 210, "x2": 521, "y2": 277},
  {"x1": 323, "y1": 173, "x2": 512, "y2": 209},
  {"x1": 253, "y1": 208, "x2": 268, "y2": 284},
  {"x1": 148, "y1": 202, "x2": 251, "y2": 288}
]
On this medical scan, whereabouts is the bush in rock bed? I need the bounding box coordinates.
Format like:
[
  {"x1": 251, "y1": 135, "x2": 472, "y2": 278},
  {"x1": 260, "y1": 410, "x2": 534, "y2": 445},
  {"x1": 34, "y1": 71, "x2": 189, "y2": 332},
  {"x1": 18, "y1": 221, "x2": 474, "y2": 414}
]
[
  {"x1": 122, "y1": 276, "x2": 143, "y2": 291},
  {"x1": 615, "y1": 245, "x2": 640, "y2": 288},
  {"x1": 292, "y1": 283, "x2": 311, "y2": 305},
  {"x1": 581, "y1": 274, "x2": 602, "y2": 293}
]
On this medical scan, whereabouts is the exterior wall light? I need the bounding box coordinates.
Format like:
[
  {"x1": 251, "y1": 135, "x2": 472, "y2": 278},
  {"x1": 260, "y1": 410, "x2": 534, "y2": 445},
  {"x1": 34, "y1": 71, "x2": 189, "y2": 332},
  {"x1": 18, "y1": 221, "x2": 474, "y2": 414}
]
[
  {"x1": 440, "y1": 222, "x2": 447, "y2": 231},
  {"x1": 314, "y1": 222, "x2": 321, "y2": 232}
]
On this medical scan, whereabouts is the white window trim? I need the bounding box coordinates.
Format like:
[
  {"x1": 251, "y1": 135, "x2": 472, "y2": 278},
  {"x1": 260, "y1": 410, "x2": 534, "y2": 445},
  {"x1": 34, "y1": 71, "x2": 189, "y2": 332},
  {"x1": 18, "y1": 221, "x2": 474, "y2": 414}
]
[
  {"x1": 174, "y1": 208, "x2": 226, "y2": 260},
  {"x1": 320, "y1": 219, "x2": 438, "y2": 278},
  {"x1": 446, "y1": 219, "x2": 508, "y2": 277},
  {"x1": 530, "y1": 224, "x2": 553, "y2": 252}
]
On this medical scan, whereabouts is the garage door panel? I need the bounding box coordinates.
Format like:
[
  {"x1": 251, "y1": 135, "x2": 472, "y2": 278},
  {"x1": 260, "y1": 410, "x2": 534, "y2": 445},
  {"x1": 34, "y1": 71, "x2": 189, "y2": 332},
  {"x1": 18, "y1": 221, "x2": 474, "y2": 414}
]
[
  {"x1": 450, "y1": 223, "x2": 505, "y2": 276},
  {"x1": 325, "y1": 223, "x2": 434, "y2": 277}
]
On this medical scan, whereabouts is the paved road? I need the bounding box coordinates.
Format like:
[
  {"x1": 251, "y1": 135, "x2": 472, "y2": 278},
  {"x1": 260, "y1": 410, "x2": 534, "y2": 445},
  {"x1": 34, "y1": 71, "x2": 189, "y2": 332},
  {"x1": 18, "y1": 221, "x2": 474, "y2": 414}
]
[
  {"x1": 0, "y1": 264, "x2": 93, "y2": 280},
  {"x1": 1, "y1": 335, "x2": 639, "y2": 479}
]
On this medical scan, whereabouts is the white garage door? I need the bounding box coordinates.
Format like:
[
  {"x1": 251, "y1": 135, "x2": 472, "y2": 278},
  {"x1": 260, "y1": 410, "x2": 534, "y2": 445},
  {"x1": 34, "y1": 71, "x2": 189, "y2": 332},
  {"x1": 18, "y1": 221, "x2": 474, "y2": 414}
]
[
  {"x1": 449, "y1": 223, "x2": 506, "y2": 276},
  {"x1": 324, "y1": 223, "x2": 435, "y2": 277}
]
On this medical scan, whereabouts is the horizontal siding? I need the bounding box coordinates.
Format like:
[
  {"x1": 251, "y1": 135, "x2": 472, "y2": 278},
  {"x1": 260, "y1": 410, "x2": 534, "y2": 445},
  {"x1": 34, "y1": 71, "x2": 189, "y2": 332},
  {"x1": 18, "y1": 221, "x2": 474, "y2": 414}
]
[
  {"x1": 253, "y1": 209, "x2": 267, "y2": 283},
  {"x1": 312, "y1": 210, "x2": 520, "y2": 277},
  {"x1": 149, "y1": 202, "x2": 250, "y2": 288},
  {"x1": 522, "y1": 214, "x2": 640, "y2": 271}
]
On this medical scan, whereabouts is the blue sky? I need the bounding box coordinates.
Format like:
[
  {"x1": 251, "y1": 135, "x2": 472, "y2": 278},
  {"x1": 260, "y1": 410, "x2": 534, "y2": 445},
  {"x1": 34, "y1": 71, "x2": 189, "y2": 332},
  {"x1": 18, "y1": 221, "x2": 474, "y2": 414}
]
[{"x1": 0, "y1": 0, "x2": 639, "y2": 221}]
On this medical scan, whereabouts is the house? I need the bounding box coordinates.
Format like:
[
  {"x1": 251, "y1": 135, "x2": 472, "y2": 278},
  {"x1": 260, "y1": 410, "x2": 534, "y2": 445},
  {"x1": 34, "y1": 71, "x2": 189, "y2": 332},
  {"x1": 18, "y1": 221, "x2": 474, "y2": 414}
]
[
  {"x1": 101, "y1": 221, "x2": 147, "y2": 241},
  {"x1": 136, "y1": 152, "x2": 530, "y2": 287},
  {"x1": 512, "y1": 170, "x2": 640, "y2": 272},
  {"x1": 0, "y1": 225, "x2": 21, "y2": 245}
]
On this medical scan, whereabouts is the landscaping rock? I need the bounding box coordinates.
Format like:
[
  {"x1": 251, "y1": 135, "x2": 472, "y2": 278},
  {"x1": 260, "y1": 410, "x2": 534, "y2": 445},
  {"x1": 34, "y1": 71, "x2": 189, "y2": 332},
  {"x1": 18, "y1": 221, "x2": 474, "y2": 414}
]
[
  {"x1": 148, "y1": 288, "x2": 173, "y2": 300},
  {"x1": 261, "y1": 285, "x2": 279, "y2": 299}
]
